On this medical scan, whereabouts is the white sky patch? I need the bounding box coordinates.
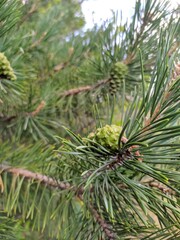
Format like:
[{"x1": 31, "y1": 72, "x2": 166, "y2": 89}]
[{"x1": 82, "y1": 0, "x2": 179, "y2": 29}]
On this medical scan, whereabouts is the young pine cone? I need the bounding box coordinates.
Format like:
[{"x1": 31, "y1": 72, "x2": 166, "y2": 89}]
[
  {"x1": 109, "y1": 62, "x2": 128, "y2": 95},
  {"x1": 87, "y1": 124, "x2": 122, "y2": 151}
]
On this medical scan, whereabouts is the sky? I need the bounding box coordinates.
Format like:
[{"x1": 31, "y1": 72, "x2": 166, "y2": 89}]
[{"x1": 82, "y1": 0, "x2": 179, "y2": 29}]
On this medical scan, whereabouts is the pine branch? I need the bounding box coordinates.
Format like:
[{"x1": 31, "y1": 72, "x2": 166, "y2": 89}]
[
  {"x1": 168, "y1": 42, "x2": 180, "y2": 57},
  {"x1": 0, "y1": 0, "x2": 179, "y2": 238},
  {"x1": 89, "y1": 203, "x2": 116, "y2": 240},
  {"x1": 20, "y1": 3, "x2": 37, "y2": 24},
  {"x1": 0, "y1": 164, "x2": 71, "y2": 191},
  {"x1": 62, "y1": 85, "x2": 91, "y2": 96},
  {"x1": 0, "y1": 115, "x2": 16, "y2": 123},
  {"x1": 148, "y1": 181, "x2": 176, "y2": 195},
  {"x1": 143, "y1": 62, "x2": 180, "y2": 129},
  {"x1": 124, "y1": 0, "x2": 170, "y2": 64},
  {"x1": 28, "y1": 100, "x2": 46, "y2": 117},
  {"x1": 117, "y1": 181, "x2": 177, "y2": 196},
  {"x1": 28, "y1": 32, "x2": 47, "y2": 50},
  {"x1": 0, "y1": 100, "x2": 46, "y2": 122},
  {"x1": 60, "y1": 79, "x2": 109, "y2": 97}
]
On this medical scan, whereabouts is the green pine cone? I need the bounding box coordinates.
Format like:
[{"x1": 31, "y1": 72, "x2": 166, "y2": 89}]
[
  {"x1": 87, "y1": 124, "x2": 122, "y2": 151},
  {"x1": 0, "y1": 53, "x2": 16, "y2": 81},
  {"x1": 109, "y1": 62, "x2": 128, "y2": 95}
]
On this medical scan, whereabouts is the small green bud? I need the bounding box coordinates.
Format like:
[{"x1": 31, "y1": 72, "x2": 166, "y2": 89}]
[{"x1": 0, "y1": 53, "x2": 16, "y2": 81}]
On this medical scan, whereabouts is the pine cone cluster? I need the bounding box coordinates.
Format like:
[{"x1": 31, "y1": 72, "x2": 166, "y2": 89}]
[
  {"x1": 0, "y1": 53, "x2": 16, "y2": 81},
  {"x1": 109, "y1": 62, "x2": 128, "y2": 95},
  {"x1": 88, "y1": 124, "x2": 122, "y2": 151}
]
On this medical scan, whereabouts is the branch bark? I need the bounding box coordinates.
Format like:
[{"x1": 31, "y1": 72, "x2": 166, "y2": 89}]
[
  {"x1": 89, "y1": 203, "x2": 116, "y2": 240},
  {"x1": 0, "y1": 100, "x2": 46, "y2": 123},
  {"x1": 0, "y1": 164, "x2": 71, "y2": 191},
  {"x1": 60, "y1": 79, "x2": 109, "y2": 97}
]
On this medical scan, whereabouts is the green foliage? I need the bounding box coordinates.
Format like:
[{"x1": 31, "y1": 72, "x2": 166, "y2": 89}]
[
  {"x1": 0, "y1": 0, "x2": 179, "y2": 239},
  {"x1": 0, "y1": 214, "x2": 22, "y2": 240},
  {"x1": 0, "y1": 0, "x2": 22, "y2": 38}
]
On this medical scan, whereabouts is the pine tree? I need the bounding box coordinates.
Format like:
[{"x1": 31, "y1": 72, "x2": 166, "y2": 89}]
[{"x1": 0, "y1": 0, "x2": 179, "y2": 239}]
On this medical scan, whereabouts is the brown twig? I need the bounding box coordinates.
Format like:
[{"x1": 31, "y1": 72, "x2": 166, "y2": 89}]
[
  {"x1": 53, "y1": 47, "x2": 74, "y2": 73},
  {"x1": 0, "y1": 115, "x2": 17, "y2": 123},
  {"x1": 0, "y1": 164, "x2": 71, "y2": 191},
  {"x1": 148, "y1": 181, "x2": 176, "y2": 195},
  {"x1": 62, "y1": 86, "x2": 92, "y2": 96},
  {"x1": 28, "y1": 100, "x2": 46, "y2": 117},
  {"x1": 0, "y1": 100, "x2": 46, "y2": 123},
  {"x1": 144, "y1": 62, "x2": 180, "y2": 130},
  {"x1": 53, "y1": 62, "x2": 69, "y2": 72},
  {"x1": 117, "y1": 179, "x2": 177, "y2": 196},
  {"x1": 144, "y1": 105, "x2": 161, "y2": 128},
  {"x1": 123, "y1": 15, "x2": 149, "y2": 65},
  {"x1": 20, "y1": 3, "x2": 37, "y2": 24},
  {"x1": 171, "y1": 62, "x2": 180, "y2": 82},
  {"x1": 28, "y1": 32, "x2": 47, "y2": 50},
  {"x1": 61, "y1": 79, "x2": 109, "y2": 97},
  {"x1": 168, "y1": 42, "x2": 180, "y2": 57},
  {"x1": 89, "y1": 203, "x2": 116, "y2": 240}
]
